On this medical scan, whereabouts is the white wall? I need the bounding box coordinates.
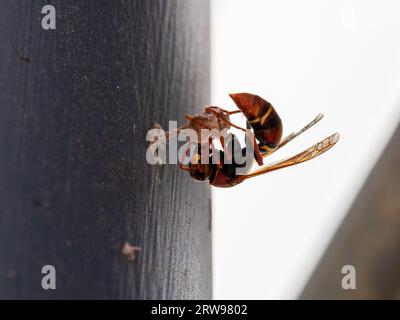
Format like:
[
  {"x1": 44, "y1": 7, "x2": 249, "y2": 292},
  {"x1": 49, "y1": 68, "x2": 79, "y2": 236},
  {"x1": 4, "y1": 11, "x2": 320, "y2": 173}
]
[{"x1": 211, "y1": 0, "x2": 400, "y2": 299}]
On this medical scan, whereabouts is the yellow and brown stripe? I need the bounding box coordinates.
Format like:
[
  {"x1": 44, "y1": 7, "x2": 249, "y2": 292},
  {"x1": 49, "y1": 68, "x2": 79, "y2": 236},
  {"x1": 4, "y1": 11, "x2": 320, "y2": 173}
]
[{"x1": 229, "y1": 93, "x2": 283, "y2": 148}]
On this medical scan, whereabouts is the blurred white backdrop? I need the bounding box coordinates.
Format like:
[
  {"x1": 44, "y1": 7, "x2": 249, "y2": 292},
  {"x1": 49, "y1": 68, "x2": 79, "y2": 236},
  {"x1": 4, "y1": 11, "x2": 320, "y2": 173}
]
[{"x1": 211, "y1": 0, "x2": 400, "y2": 299}]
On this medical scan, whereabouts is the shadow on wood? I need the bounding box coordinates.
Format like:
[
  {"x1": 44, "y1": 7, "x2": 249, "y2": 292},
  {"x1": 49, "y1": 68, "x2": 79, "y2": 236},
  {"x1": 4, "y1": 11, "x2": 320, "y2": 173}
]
[{"x1": 301, "y1": 122, "x2": 400, "y2": 299}]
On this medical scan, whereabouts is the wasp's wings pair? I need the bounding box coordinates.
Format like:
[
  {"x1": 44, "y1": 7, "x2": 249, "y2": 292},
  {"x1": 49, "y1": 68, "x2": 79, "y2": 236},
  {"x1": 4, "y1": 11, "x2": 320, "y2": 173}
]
[{"x1": 244, "y1": 132, "x2": 339, "y2": 181}]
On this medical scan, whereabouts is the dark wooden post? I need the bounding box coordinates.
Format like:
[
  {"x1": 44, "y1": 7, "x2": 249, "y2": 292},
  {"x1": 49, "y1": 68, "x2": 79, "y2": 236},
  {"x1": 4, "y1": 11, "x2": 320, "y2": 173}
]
[
  {"x1": 301, "y1": 123, "x2": 400, "y2": 299},
  {"x1": 0, "y1": 0, "x2": 211, "y2": 299}
]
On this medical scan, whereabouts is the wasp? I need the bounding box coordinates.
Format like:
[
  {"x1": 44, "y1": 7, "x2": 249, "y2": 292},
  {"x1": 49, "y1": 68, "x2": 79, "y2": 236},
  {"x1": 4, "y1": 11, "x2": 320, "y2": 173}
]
[{"x1": 159, "y1": 92, "x2": 339, "y2": 188}]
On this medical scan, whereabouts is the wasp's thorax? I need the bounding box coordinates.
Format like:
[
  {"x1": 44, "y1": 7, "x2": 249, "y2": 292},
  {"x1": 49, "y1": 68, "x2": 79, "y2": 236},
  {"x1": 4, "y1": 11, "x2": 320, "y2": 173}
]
[{"x1": 184, "y1": 107, "x2": 231, "y2": 137}]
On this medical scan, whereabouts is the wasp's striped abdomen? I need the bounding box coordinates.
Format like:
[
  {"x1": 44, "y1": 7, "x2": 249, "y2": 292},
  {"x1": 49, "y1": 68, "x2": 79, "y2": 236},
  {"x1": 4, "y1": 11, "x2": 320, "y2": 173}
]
[{"x1": 229, "y1": 93, "x2": 283, "y2": 151}]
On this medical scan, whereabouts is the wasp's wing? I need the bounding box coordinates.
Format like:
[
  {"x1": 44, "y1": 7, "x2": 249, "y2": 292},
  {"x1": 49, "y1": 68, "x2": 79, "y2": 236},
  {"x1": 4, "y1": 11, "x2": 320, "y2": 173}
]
[
  {"x1": 276, "y1": 113, "x2": 324, "y2": 149},
  {"x1": 244, "y1": 132, "x2": 340, "y2": 180},
  {"x1": 261, "y1": 113, "x2": 324, "y2": 158}
]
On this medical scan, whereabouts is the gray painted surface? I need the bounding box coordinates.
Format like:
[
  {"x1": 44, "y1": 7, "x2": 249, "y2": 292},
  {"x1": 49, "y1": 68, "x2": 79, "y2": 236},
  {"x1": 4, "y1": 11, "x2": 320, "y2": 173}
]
[{"x1": 0, "y1": 0, "x2": 211, "y2": 299}]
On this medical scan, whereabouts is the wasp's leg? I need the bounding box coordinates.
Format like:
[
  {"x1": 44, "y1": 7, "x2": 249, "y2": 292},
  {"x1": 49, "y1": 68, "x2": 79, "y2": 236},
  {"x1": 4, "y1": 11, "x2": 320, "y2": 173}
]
[
  {"x1": 207, "y1": 106, "x2": 242, "y2": 115},
  {"x1": 207, "y1": 108, "x2": 247, "y2": 132},
  {"x1": 226, "y1": 109, "x2": 242, "y2": 115},
  {"x1": 219, "y1": 108, "x2": 242, "y2": 115}
]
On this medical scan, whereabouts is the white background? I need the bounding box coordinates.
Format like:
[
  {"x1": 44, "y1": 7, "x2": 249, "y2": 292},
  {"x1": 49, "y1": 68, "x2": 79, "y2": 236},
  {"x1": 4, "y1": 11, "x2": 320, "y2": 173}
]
[{"x1": 211, "y1": 0, "x2": 400, "y2": 299}]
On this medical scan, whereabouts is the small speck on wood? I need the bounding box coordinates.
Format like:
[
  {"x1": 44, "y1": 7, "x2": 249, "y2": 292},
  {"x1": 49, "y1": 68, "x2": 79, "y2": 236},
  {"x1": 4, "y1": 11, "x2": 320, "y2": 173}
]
[
  {"x1": 16, "y1": 49, "x2": 31, "y2": 64},
  {"x1": 121, "y1": 242, "x2": 141, "y2": 262}
]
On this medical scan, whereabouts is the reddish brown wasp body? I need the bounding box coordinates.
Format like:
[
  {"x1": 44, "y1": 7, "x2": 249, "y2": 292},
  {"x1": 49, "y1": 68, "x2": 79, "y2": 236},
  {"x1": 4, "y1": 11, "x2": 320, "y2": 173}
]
[
  {"x1": 158, "y1": 92, "x2": 339, "y2": 188},
  {"x1": 229, "y1": 93, "x2": 283, "y2": 153}
]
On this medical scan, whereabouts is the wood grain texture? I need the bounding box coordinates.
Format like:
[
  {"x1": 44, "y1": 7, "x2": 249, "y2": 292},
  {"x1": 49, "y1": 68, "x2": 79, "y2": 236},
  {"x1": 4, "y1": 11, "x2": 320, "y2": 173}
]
[
  {"x1": 0, "y1": 0, "x2": 211, "y2": 299},
  {"x1": 301, "y1": 123, "x2": 400, "y2": 299}
]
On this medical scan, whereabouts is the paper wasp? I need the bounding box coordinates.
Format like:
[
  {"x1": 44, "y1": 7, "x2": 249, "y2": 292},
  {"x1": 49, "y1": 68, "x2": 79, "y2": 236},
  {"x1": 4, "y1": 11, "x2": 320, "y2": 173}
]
[{"x1": 158, "y1": 92, "x2": 339, "y2": 188}]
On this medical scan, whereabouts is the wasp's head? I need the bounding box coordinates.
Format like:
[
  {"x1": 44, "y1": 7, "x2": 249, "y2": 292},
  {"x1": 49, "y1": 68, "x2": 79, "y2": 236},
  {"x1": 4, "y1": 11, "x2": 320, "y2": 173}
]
[{"x1": 188, "y1": 154, "x2": 211, "y2": 181}]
